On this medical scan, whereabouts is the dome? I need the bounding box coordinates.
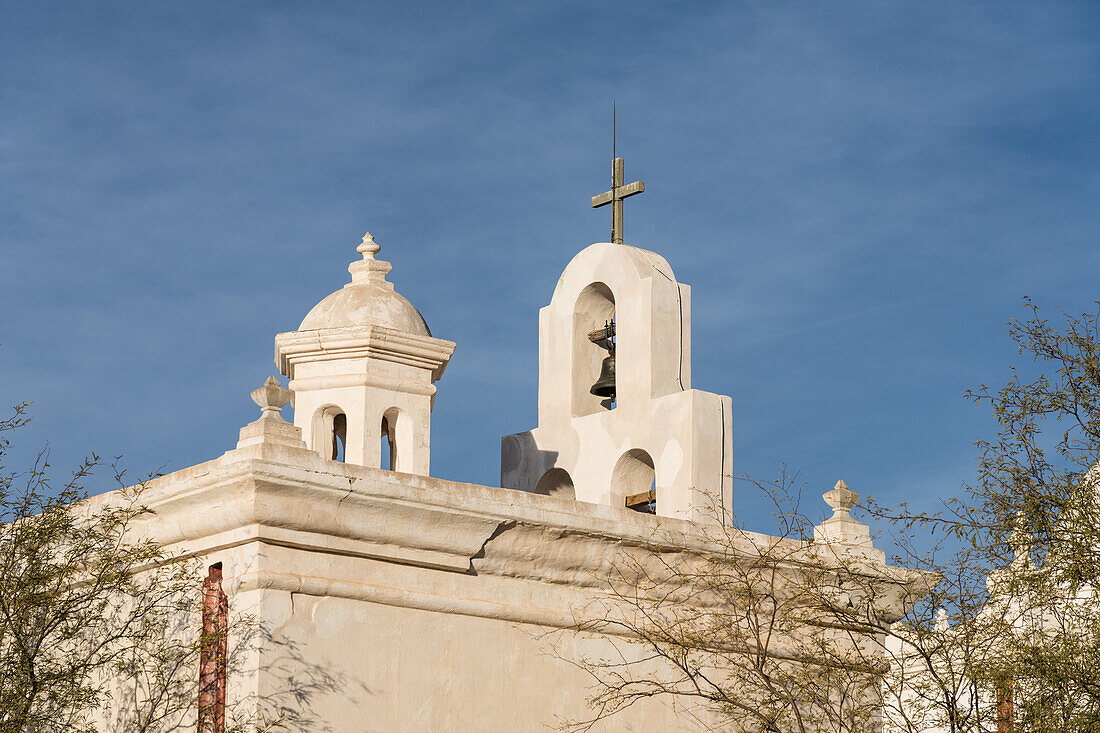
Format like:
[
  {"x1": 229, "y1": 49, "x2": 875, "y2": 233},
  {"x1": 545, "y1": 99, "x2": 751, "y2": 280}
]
[
  {"x1": 299, "y1": 281, "x2": 430, "y2": 335},
  {"x1": 297, "y1": 231, "x2": 431, "y2": 336}
]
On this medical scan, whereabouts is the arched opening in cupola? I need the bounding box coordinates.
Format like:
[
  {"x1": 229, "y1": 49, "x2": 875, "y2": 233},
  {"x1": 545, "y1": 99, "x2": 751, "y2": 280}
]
[
  {"x1": 572, "y1": 282, "x2": 616, "y2": 417},
  {"x1": 380, "y1": 413, "x2": 395, "y2": 470},
  {"x1": 380, "y1": 407, "x2": 405, "y2": 471},
  {"x1": 312, "y1": 405, "x2": 347, "y2": 462}
]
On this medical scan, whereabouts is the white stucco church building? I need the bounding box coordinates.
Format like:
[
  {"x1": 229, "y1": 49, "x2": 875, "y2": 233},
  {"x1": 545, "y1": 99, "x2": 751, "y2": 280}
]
[{"x1": 103, "y1": 159, "x2": 920, "y2": 731}]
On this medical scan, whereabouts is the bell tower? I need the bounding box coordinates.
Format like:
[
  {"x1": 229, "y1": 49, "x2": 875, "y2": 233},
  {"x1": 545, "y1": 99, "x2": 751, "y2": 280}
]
[
  {"x1": 500, "y1": 240, "x2": 733, "y2": 522},
  {"x1": 275, "y1": 231, "x2": 454, "y2": 475},
  {"x1": 501, "y1": 153, "x2": 732, "y2": 522}
]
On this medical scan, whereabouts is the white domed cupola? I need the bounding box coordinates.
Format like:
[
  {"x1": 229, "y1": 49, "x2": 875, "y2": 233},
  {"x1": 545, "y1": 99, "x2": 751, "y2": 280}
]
[
  {"x1": 275, "y1": 231, "x2": 455, "y2": 475},
  {"x1": 297, "y1": 232, "x2": 431, "y2": 335}
]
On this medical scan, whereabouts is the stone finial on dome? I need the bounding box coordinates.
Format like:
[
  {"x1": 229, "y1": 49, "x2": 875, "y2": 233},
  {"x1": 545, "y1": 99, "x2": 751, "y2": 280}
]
[
  {"x1": 251, "y1": 375, "x2": 292, "y2": 421},
  {"x1": 823, "y1": 479, "x2": 860, "y2": 522},
  {"x1": 292, "y1": 229, "x2": 430, "y2": 335},
  {"x1": 349, "y1": 229, "x2": 393, "y2": 285},
  {"x1": 357, "y1": 230, "x2": 380, "y2": 258}
]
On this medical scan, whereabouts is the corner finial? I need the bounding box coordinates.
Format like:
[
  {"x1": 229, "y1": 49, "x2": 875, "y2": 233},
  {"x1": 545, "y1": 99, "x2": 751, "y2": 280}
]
[
  {"x1": 814, "y1": 479, "x2": 878, "y2": 553},
  {"x1": 823, "y1": 479, "x2": 861, "y2": 522},
  {"x1": 357, "y1": 230, "x2": 381, "y2": 260},
  {"x1": 235, "y1": 375, "x2": 305, "y2": 450},
  {"x1": 251, "y1": 376, "x2": 292, "y2": 421}
]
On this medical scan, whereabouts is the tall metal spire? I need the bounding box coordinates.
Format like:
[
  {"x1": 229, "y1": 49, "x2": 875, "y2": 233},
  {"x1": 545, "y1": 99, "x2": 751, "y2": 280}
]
[{"x1": 591, "y1": 104, "x2": 644, "y2": 245}]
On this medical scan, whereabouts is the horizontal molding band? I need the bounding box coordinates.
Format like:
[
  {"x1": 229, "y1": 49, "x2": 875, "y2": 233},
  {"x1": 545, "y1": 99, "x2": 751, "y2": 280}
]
[{"x1": 288, "y1": 373, "x2": 437, "y2": 396}]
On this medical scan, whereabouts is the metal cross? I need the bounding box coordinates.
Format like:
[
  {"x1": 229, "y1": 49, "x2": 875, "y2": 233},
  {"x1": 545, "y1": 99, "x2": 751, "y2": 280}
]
[{"x1": 591, "y1": 156, "x2": 644, "y2": 245}]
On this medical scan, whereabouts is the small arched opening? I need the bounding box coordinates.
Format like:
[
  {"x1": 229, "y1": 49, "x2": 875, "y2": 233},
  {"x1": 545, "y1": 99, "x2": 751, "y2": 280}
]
[
  {"x1": 612, "y1": 449, "x2": 656, "y2": 514},
  {"x1": 380, "y1": 407, "x2": 405, "y2": 471},
  {"x1": 534, "y1": 468, "x2": 575, "y2": 499},
  {"x1": 572, "y1": 282, "x2": 616, "y2": 417},
  {"x1": 312, "y1": 405, "x2": 347, "y2": 462},
  {"x1": 380, "y1": 413, "x2": 395, "y2": 470}
]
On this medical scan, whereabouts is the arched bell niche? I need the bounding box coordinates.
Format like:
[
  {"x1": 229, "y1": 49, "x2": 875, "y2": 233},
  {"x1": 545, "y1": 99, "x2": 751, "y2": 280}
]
[{"x1": 572, "y1": 282, "x2": 615, "y2": 417}]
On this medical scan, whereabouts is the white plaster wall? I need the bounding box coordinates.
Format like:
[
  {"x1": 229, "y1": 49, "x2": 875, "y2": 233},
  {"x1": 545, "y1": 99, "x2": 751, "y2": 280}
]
[{"x1": 255, "y1": 588, "x2": 708, "y2": 732}]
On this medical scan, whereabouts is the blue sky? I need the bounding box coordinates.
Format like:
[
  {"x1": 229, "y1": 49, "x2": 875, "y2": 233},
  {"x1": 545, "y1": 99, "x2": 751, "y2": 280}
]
[{"x1": 2, "y1": 2, "x2": 1098, "y2": 535}]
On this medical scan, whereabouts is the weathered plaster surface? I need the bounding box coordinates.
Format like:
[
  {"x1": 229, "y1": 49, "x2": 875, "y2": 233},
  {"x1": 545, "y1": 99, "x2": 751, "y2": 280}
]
[
  {"x1": 88, "y1": 406, "x2": 919, "y2": 731},
  {"x1": 100, "y1": 414, "x2": 743, "y2": 729}
]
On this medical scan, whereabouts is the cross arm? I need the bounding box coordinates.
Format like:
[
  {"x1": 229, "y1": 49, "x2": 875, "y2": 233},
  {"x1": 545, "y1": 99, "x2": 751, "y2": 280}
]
[
  {"x1": 591, "y1": 190, "x2": 614, "y2": 208},
  {"x1": 590, "y1": 180, "x2": 645, "y2": 208}
]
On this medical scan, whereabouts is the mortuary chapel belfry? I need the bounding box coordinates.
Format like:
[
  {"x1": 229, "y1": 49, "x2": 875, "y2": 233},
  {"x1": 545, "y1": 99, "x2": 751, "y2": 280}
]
[{"x1": 501, "y1": 153, "x2": 733, "y2": 522}]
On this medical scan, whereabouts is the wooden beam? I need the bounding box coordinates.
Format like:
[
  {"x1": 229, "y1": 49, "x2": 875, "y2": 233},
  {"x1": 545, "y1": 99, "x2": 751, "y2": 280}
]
[{"x1": 625, "y1": 489, "x2": 656, "y2": 508}]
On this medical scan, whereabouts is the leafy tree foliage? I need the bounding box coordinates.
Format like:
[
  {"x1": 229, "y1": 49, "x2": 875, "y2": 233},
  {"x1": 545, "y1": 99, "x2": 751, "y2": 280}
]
[
  {"x1": 876, "y1": 300, "x2": 1100, "y2": 732},
  {"x1": 0, "y1": 404, "x2": 273, "y2": 732}
]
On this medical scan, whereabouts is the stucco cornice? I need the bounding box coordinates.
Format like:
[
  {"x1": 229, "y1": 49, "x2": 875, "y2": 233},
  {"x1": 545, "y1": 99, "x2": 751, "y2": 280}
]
[
  {"x1": 102, "y1": 441, "x2": 924, "y2": 627},
  {"x1": 274, "y1": 325, "x2": 456, "y2": 381}
]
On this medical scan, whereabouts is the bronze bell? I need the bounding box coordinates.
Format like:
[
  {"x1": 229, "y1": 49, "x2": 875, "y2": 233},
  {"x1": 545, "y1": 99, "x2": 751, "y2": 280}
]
[{"x1": 590, "y1": 354, "x2": 616, "y2": 398}]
